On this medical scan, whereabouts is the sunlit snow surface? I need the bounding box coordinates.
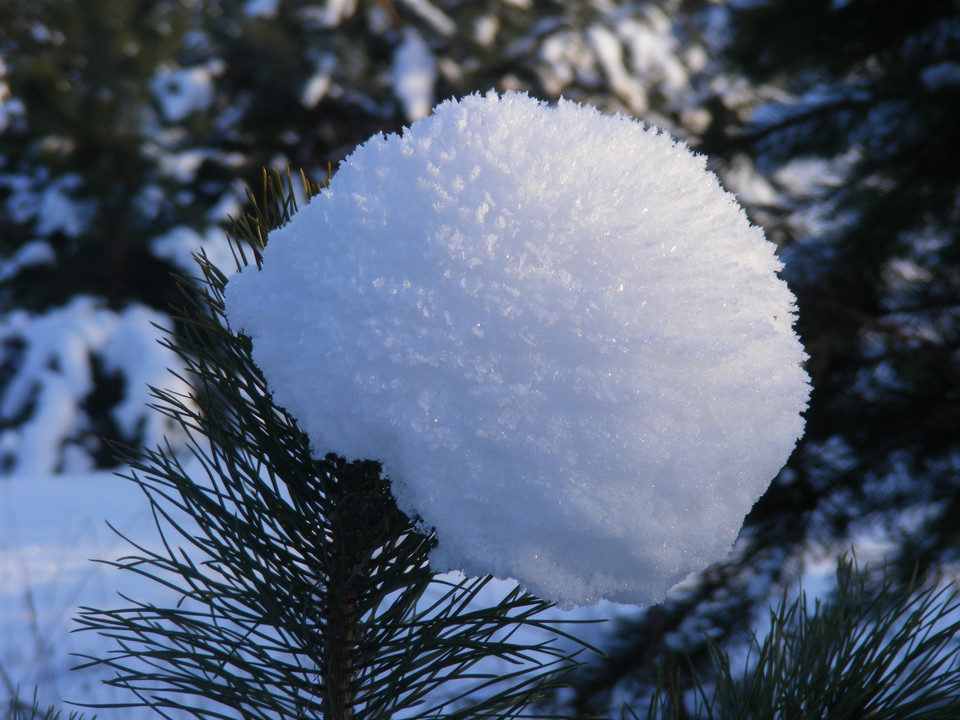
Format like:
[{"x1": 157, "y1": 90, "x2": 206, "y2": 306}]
[
  {"x1": 226, "y1": 91, "x2": 810, "y2": 608},
  {"x1": 1, "y1": 473, "x2": 166, "y2": 716}
]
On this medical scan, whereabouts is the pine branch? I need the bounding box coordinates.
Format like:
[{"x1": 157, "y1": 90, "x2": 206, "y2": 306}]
[
  {"x1": 73, "y1": 169, "x2": 596, "y2": 720},
  {"x1": 635, "y1": 558, "x2": 960, "y2": 720}
]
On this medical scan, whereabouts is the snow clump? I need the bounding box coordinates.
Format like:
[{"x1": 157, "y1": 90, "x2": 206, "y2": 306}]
[{"x1": 225, "y1": 91, "x2": 810, "y2": 608}]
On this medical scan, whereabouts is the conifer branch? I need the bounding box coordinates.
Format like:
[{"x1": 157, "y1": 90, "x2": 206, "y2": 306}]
[{"x1": 73, "y1": 169, "x2": 595, "y2": 720}]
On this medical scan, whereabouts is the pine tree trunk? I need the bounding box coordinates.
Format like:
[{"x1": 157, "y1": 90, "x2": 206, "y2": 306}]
[{"x1": 322, "y1": 460, "x2": 382, "y2": 720}]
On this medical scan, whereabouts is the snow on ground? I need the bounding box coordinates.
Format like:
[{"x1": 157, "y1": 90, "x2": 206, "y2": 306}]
[{"x1": 1, "y1": 471, "x2": 172, "y2": 717}]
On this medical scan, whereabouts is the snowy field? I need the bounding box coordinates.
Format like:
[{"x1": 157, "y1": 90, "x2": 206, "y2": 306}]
[{"x1": 1, "y1": 471, "x2": 172, "y2": 716}]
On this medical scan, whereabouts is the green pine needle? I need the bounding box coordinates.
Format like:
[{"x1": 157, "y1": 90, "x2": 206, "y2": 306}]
[
  {"x1": 638, "y1": 558, "x2": 960, "y2": 720},
  {"x1": 74, "y1": 169, "x2": 598, "y2": 720}
]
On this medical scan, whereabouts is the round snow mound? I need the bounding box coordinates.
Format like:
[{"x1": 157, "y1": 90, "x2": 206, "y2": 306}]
[{"x1": 225, "y1": 91, "x2": 810, "y2": 608}]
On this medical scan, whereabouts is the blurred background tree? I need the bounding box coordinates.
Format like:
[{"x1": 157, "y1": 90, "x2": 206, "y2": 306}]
[
  {"x1": 2, "y1": 0, "x2": 958, "y2": 716},
  {"x1": 0, "y1": 0, "x2": 717, "y2": 473},
  {"x1": 555, "y1": 1, "x2": 960, "y2": 714}
]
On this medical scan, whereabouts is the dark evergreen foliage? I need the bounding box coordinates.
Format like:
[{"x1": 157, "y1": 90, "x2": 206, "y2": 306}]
[
  {"x1": 558, "y1": 1, "x2": 960, "y2": 713},
  {"x1": 0, "y1": 0, "x2": 712, "y2": 472},
  {"x1": 0, "y1": 0, "x2": 194, "y2": 313},
  {"x1": 638, "y1": 560, "x2": 960, "y2": 720}
]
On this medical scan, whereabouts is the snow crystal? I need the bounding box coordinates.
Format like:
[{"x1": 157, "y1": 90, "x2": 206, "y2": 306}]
[{"x1": 225, "y1": 91, "x2": 810, "y2": 608}]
